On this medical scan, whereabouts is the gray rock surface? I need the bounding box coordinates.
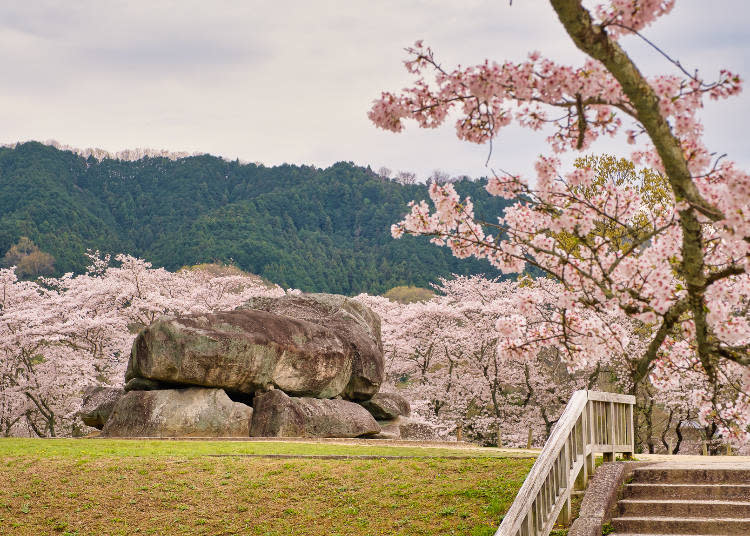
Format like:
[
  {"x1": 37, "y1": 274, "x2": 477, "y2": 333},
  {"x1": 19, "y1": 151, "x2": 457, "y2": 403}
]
[
  {"x1": 79, "y1": 386, "x2": 124, "y2": 429},
  {"x1": 398, "y1": 419, "x2": 440, "y2": 441},
  {"x1": 373, "y1": 417, "x2": 404, "y2": 440},
  {"x1": 250, "y1": 390, "x2": 380, "y2": 438},
  {"x1": 360, "y1": 392, "x2": 411, "y2": 420},
  {"x1": 371, "y1": 417, "x2": 440, "y2": 441},
  {"x1": 102, "y1": 388, "x2": 253, "y2": 437},
  {"x1": 242, "y1": 294, "x2": 384, "y2": 400},
  {"x1": 125, "y1": 308, "x2": 353, "y2": 398}
]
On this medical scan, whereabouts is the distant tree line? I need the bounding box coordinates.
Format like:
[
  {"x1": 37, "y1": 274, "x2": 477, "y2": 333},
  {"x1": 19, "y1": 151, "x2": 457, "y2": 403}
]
[
  {"x1": 0, "y1": 142, "x2": 510, "y2": 294},
  {"x1": 374, "y1": 166, "x2": 474, "y2": 186}
]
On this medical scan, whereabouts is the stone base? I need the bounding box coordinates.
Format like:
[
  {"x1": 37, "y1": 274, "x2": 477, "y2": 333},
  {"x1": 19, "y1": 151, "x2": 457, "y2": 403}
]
[
  {"x1": 250, "y1": 390, "x2": 380, "y2": 438},
  {"x1": 102, "y1": 388, "x2": 253, "y2": 437}
]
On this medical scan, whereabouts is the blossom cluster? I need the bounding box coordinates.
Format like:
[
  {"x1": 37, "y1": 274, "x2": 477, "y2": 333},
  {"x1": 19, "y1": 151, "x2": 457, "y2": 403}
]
[
  {"x1": 360, "y1": 274, "x2": 747, "y2": 448},
  {"x1": 0, "y1": 254, "x2": 282, "y2": 437},
  {"x1": 370, "y1": 1, "x2": 750, "y2": 440},
  {"x1": 359, "y1": 276, "x2": 623, "y2": 446}
]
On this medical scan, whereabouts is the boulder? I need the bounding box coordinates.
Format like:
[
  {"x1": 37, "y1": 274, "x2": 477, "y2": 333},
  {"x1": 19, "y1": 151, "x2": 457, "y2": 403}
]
[
  {"x1": 372, "y1": 417, "x2": 437, "y2": 440},
  {"x1": 102, "y1": 388, "x2": 253, "y2": 437},
  {"x1": 250, "y1": 390, "x2": 380, "y2": 438},
  {"x1": 79, "y1": 386, "x2": 124, "y2": 429},
  {"x1": 242, "y1": 294, "x2": 384, "y2": 400},
  {"x1": 399, "y1": 419, "x2": 440, "y2": 441},
  {"x1": 126, "y1": 309, "x2": 352, "y2": 398},
  {"x1": 360, "y1": 392, "x2": 411, "y2": 420},
  {"x1": 373, "y1": 418, "x2": 403, "y2": 440}
]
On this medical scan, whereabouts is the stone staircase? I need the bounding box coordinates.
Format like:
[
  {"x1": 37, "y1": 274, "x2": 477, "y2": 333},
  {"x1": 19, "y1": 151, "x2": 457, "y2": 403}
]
[{"x1": 611, "y1": 464, "x2": 750, "y2": 535}]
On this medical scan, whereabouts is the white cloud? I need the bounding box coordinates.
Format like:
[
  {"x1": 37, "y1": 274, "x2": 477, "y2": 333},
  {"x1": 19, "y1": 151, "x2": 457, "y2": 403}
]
[{"x1": 0, "y1": 1, "x2": 747, "y2": 180}]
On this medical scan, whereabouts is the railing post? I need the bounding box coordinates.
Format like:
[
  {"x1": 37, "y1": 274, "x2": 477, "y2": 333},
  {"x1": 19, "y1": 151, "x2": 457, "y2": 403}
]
[
  {"x1": 603, "y1": 401, "x2": 615, "y2": 462},
  {"x1": 586, "y1": 397, "x2": 594, "y2": 480},
  {"x1": 560, "y1": 438, "x2": 571, "y2": 525},
  {"x1": 576, "y1": 404, "x2": 588, "y2": 490},
  {"x1": 524, "y1": 510, "x2": 533, "y2": 536},
  {"x1": 625, "y1": 402, "x2": 635, "y2": 459}
]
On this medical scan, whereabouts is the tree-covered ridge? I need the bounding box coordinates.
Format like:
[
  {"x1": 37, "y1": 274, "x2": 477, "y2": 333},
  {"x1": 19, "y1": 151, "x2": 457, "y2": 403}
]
[{"x1": 0, "y1": 142, "x2": 509, "y2": 294}]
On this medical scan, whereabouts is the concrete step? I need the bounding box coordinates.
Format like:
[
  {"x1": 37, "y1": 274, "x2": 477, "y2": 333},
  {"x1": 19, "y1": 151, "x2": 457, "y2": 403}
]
[
  {"x1": 619, "y1": 499, "x2": 750, "y2": 518},
  {"x1": 611, "y1": 516, "x2": 750, "y2": 535},
  {"x1": 624, "y1": 483, "x2": 750, "y2": 501},
  {"x1": 631, "y1": 467, "x2": 750, "y2": 484}
]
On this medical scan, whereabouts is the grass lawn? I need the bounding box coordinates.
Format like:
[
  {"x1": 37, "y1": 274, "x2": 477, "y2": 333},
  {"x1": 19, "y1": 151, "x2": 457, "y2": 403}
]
[{"x1": 0, "y1": 439, "x2": 536, "y2": 536}]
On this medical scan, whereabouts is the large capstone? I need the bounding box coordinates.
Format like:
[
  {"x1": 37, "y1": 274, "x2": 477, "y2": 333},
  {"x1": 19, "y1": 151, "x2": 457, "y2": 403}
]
[
  {"x1": 250, "y1": 389, "x2": 380, "y2": 438},
  {"x1": 359, "y1": 392, "x2": 411, "y2": 420},
  {"x1": 79, "y1": 386, "x2": 124, "y2": 430},
  {"x1": 242, "y1": 294, "x2": 384, "y2": 400},
  {"x1": 125, "y1": 294, "x2": 384, "y2": 400},
  {"x1": 102, "y1": 388, "x2": 253, "y2": 437},
  {"x1": 125, "y1": 309, "x2": 354, "y2": 398}
]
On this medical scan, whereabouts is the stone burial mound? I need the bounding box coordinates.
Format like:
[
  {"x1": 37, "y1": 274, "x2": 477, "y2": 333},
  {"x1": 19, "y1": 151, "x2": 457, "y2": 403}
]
[{"x1": 84, "y1": 293, "x2": 418, "y2": 439}]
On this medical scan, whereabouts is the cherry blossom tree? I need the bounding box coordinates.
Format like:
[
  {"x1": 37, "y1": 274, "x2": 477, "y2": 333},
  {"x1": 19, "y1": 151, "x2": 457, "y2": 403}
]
[
  {"x1": 0, "y1": 254, "x2": 282, "y2": 437},
  {"x1": 357, "y1": 295, "x2": 467, "y2": 436},
  {"x1": 369, "y1": 1, "x2": 749, "y2": 440},
  {"x1": 361, "y1": 274, "x2": 744, "y2": 450},
  {"x1": 0, "y1": 268, "x2": 55, "y2": 436},
  {"x1": 359, "y1": 276, "x2": 606, "y2": 446}
]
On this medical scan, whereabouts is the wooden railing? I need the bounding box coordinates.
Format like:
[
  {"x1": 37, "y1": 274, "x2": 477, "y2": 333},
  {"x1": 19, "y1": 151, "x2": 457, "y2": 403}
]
[{"x1": 495, "y1": 390, "x2": 635, "y2": 536}]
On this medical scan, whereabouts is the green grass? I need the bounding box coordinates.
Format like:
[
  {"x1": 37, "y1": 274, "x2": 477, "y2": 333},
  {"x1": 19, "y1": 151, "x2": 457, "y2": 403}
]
[
  {"x1": 0, "y1": 439, "x2": 535, "y2": 535},
  {"x1": 0, "y1": 438, "x2": 534, "y2": 459}
]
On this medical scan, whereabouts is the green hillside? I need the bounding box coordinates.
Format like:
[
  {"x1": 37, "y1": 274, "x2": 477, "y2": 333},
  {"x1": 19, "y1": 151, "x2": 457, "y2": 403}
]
[{"x1": 0, "y1": 142, "x2": 510, "y2": 294}]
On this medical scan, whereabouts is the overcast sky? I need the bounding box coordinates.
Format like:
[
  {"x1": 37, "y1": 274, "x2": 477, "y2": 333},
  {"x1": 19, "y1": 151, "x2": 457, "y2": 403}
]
[{"x1": 1, "y1": 1, "x2": 747, "y2": 180}]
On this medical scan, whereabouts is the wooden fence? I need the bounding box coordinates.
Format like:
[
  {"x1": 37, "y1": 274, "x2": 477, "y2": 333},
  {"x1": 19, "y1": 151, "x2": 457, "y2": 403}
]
[{"x1": 495, "y1": 390, "x2": 635, "y2": 536}]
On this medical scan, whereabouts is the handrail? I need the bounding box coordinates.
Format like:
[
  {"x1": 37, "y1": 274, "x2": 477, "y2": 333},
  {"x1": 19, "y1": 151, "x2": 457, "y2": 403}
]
[{"x1": 495, "y1": 390, "x2": 635, "y2": 536}]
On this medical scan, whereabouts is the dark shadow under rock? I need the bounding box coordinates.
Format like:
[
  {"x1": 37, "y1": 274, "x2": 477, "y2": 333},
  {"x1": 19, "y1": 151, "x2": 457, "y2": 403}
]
[{"x1": 124, "y1": 377, "x2": 181, "y2": 391}]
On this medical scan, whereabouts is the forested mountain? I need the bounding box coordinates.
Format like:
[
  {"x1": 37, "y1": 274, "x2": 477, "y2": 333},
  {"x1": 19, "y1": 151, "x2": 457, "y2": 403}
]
[{"x1": 0, "y1": 142, "x2": 511, "y2": 294}]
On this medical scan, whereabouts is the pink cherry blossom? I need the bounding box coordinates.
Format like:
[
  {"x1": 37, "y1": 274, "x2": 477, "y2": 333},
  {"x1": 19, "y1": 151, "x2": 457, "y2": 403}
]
[
  {"x1": 0, "y1": 254, "x2": 282, "y2": 437},
  {"x1": 370, "y1": 1, "x2": 750, "y2": 441}
]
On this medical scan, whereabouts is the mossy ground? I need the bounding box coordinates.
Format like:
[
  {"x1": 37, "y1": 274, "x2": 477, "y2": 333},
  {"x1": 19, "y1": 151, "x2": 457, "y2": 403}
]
[{"x1": 0, "y1": 439, "x2": 535, "y2": 536}]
